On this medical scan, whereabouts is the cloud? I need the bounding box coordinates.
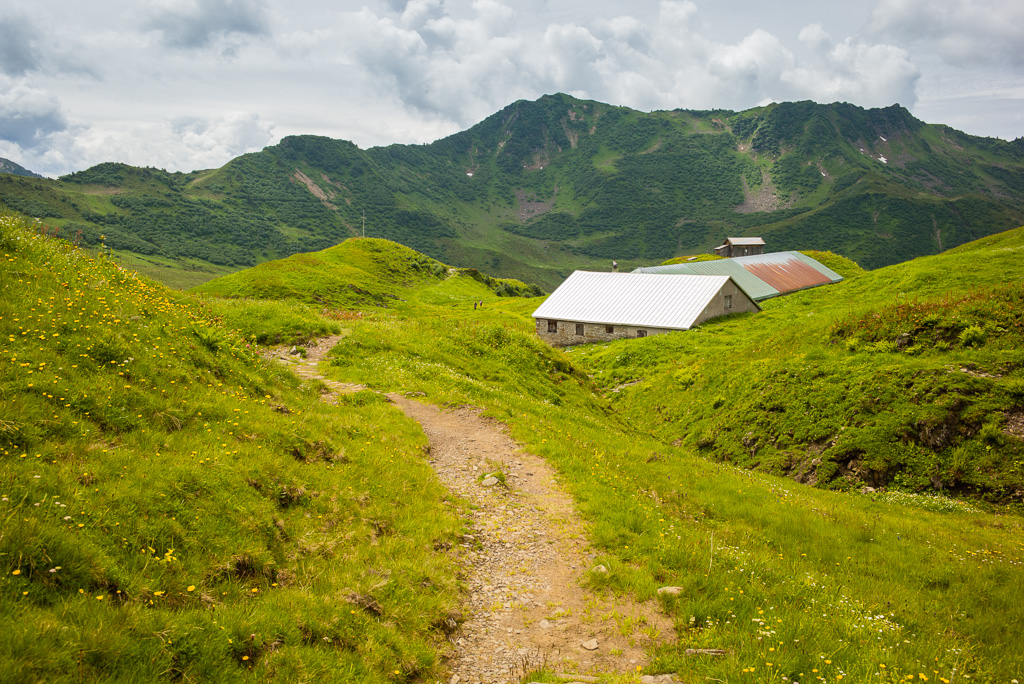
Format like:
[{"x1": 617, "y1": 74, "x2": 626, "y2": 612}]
[
  {"x1": 0, "y1": 110, "x2": 274, "y2": 178},
  {"x1": 0, "y1": 15, "x2": 41, "y2": 76},
  {"x1": 869, "y1": 0, "x2": 1024, "y2": 66},
  {"x1": 146, "y1": 0, "x2": 270, "y2": 49},
  {"x1": 781, "y1": 25, "x2": 920, "y2": 107},
  {"x1": 0, "y1": 76, "x2": 67, "y2": 147},
  {"x1": 329, "y1": 0, "x2": 921, "y2": 126},
  {"x1": 170, "y1": 112, "x2": 275, "y2": 158}
]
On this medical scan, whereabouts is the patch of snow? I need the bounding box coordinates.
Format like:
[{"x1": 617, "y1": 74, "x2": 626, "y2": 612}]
[
  {"x1": 879, "y1": 135, "x2": 887, "y2": 142},
  {"x1": 878, "y1": 156, "x2": 888, "y2": 164},
  {"x1": 466, "y1": 172, "x2": 473, "y2": 177}
]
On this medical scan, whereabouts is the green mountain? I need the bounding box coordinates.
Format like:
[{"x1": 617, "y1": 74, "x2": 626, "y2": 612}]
[
  {"x1": 2, "y1": 95, "x2": 1023, "y2": 290},
  {"x1": 0, "y1": 157, "x2": 42, "y2": 178}
]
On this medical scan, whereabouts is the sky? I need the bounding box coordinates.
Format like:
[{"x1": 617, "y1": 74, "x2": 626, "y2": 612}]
[{"x1": 1, "y1": 0, "x2": 1022, "y2": 178}]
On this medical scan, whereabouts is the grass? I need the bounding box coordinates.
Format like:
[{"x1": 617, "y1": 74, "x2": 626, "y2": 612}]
[
  {"x1": 295, "y1": 229, "x2": 1024, "y2": 682},
  {"x1": 5, "y1": 210, "x2": 1024, "y2": 683},
  {"x1": 0, "y1": 213, "x2": 466, "y2": 683},
  {"x1": 573, "y1": 228, "x2": 1024, "y2": 502}
]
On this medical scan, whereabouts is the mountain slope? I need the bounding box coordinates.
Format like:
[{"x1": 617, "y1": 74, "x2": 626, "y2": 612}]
[
  {"x1": 2, "y1": 95, "x2": 1023, "y2": 290},
  {"x1": 0, "y1": 157, "x2": 42, "y2": 178}
]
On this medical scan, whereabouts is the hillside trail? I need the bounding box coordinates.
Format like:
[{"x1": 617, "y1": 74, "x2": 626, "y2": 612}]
[{"x1": 267, "y1": 338, "x2": 677, "y2": 684}]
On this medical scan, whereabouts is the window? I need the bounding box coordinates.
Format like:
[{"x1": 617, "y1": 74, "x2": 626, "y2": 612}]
[
  {"x1": 636, "y1": 330, "x2": 647, "y2": 338},
  {"x1": 547, "y1": 320, "x2": 558, "y2": 333},
  {"x1": 724, "y1": 294, "x2": 733, "y2": 310},
  {"x1": 575, "y1": 323, "x2": 584, "y2": 336},
  {"x1": 605, "y1": 325, "x2": 615, "y2": 334}
]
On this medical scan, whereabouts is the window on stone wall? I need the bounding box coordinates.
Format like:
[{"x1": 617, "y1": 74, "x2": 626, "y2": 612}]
[
  {"x1": 605, "y1": 325, "x2": 614, "y2": 333},
  {"x1": 637, "y1": 330, "x2": 647, "y2": 338},
  {"x1": 724, "y1": 294, "x2": 733, "y2": 309},
  {"x1": 548, "y1": 320, "x2": 558, "y2": 333},
  {"x1": 575, "y1": 323, "x2": 584, "y2": 336}
]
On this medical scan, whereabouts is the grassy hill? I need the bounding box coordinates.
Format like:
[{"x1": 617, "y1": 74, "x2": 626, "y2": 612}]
[
  {"x1": 0, "y1": 213, "x2": 467, "y2": 682},
  {"x1": 2, "y1": 96, "x2": 1024, "y2": 290},
  {"x1": 573, "y1": 227, "x2": 1024, "y2": 501},
  {"x1": 3, "y1": 211, "x2": 1024, "y2": 682}
]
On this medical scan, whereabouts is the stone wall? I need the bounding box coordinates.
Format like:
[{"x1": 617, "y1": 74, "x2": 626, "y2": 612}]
[
  {"x1": 691, "y1": 278, "x2": 759, "y2": 325},
  {"x1": 535, "y1": 320, "x2": 676, "y2": 347}
]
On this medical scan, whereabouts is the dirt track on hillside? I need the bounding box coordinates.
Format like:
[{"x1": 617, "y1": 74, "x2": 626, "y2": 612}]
[{"x1": 270, "y1": 339, "x2": 676, "y2": 683}]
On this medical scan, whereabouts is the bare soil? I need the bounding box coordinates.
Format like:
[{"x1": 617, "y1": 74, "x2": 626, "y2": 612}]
[
  {"x1": 734, "y1": 169, "x2": 780, "y2": 214},
  {"x1": 270, "y1": 339, "x2": 676, "y2": 683}
]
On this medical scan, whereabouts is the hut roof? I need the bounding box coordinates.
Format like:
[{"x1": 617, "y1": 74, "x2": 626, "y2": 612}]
[
  {"x1": 632, "y1": 251, "x2": 842, "y2": 301},
  {"x1": 531, "y1": 271, "x2": 757, "y2": 330}
]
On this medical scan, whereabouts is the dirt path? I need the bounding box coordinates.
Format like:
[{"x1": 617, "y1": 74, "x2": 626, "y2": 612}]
[
  {"x1": 263, "y1": 335, "x2": 367, "y2": 398},
  {"x1": 270, "y1": 339, "x2": 675, "y2": 683},
  {"x1": 388, "y1": 396, "x2": 674, "y2": 683}
]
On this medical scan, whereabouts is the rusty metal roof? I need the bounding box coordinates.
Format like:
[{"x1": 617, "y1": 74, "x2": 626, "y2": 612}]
[
  {"x1": 531, "y1": 271, "x2": 752, "y2": 330},
  {"x1": 733, "y1": 251, "x2": 842, "y2": 294},
  {"x1": 632, "y1": 251, "x2": 842, "y2": 301}
]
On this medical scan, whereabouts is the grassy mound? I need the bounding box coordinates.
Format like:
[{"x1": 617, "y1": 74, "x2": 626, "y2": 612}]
[
  {"x1": 193, "y1": 237, "x2": 542, "y2": 310},
  {"x1": 0, "y1": 214, "x2": 464, "y2": 682}
]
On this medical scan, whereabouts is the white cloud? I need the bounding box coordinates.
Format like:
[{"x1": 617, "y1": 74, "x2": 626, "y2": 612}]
[
  {"x1": 331, "y1": 0, "x2": 920, "y2": 123},
  {"x1": 1, "y1": 111, "x2": 274, "y2": 177},
  {"x1": 783, "y1": 26, "x2": 920, "y2": 107}
]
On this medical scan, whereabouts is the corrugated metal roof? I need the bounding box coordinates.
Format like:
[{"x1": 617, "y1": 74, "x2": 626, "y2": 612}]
[
  {"x1": 531, "y1": 271, "x2": 737, "y2": 330},
  {"x1": 726, "y1": 237, "x2": 765, "y2": 246},
  {"x1": 733, "y1": 252, "x2": 843, "y2": 292},
  {"x1": 632, "y1": 260, "x2": 780, "y2": 301},
  {"x1": 632, "y1": 251, "x2": 842, "y2": 300},
  {"x1": 788, "y1": 252, "x2": 844, "y2": 282}
]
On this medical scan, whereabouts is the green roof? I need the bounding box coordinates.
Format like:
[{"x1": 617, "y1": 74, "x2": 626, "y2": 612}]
[{"x1": 633, "y1": 259, "x2": 780, "y2": 301}]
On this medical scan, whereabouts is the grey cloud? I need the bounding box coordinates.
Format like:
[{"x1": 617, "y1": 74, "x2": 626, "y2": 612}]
[
  {"x1": 0, "y1": 78, "x2": 67, "y2": 147},
  {"x1": 146, "y1": 0, "x2": 270, "y2": 49},
  {"x1": 869, "y1": 0, "x2": 1024, "y2": 66},
  {"x1": 0, "y1": 16, "x2": 42, "y2": 76}
]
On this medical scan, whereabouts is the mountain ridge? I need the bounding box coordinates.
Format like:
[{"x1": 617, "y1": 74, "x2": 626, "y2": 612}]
[
  {"x1": 1, "y1": 94, "x2": 1023, "y2": 290},
  {"x1": 0, "y1": 157, "x2": 43, "y2": 178}
]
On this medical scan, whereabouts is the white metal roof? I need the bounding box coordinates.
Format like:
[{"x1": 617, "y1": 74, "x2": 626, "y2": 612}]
[{"x1": 531, "y1": 271, "x2": 736, "y2": 330}]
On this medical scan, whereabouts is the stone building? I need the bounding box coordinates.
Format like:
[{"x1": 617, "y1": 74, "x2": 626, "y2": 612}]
[{"x1": 531, "y1": 271, "x2": 760, "y2": 347}]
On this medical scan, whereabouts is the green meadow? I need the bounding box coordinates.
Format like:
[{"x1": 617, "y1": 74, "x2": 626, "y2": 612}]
[
  {"x1": 3, "y1": 211, "x2": 1024, "y2": 683},
  {"x1": 0, "y1": 214, "x2": 465, "y2": 683}
]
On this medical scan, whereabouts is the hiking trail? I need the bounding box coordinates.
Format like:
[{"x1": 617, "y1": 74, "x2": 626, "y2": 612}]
[{"x1": 268, "y1": 338, "x2": 676, "y2": 684}]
